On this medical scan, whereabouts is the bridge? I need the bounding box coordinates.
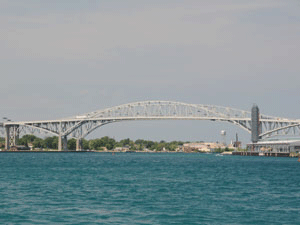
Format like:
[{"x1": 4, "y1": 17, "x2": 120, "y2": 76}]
[{"x1": 1, "y1": 100, "x2": 300, "y2": 150}]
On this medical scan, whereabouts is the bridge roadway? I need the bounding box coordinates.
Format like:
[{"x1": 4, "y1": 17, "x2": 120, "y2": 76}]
[{"x1": 1, "y1": 101, "x2": 300, "y2": 150}]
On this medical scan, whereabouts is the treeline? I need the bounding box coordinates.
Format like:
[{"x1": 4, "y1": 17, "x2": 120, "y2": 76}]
[{"x1": 8, "y1": 134, "x2": 185, "y2": 151}]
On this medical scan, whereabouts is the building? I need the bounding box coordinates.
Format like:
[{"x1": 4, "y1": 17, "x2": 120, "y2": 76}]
[
  {"x1": 114, "y1": 146, "x2": 130, "y2": 152},
  {"x1": 247, "y1": 140, "x2": 300, "y2": 154},
  {"x1": 233, "y1": 141, "x2": 242, "y2": 148},
  {"x1": 183, "y1": 142, "x2": 225, "y2": 152}
]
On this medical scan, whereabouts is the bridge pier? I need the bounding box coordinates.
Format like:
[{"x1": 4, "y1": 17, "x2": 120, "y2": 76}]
[
  {"x1": 63, "y1": 136, "x2": 68, "y2": 151},
  {"x1": 76, "y1": 138, "x2": 83, "y2": 151},
  {"x1": 5, "y1": 126, "x2": 10, "y2": 150},
  {"x1": 251, "y1": 104, "x2": 261, "y2": 143},
  {"x1": 58, "y1": 135, "x2": 68, "y2": 151},
  {"x1": 58, "y1": 135, "x2": 62, "y2": 151},
  {"x1": 4, "y1": 125, "x2": 19, "y2": 150}
]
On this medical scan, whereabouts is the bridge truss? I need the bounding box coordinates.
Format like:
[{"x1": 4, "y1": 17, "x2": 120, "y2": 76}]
[{"x1": 1, "y1": 101, "x2": 300, "y2": 150}]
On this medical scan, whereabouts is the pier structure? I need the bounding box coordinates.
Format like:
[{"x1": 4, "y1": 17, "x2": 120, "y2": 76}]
[{"x1": 1, "y1": 100, "x2": 300, "y2": 151}]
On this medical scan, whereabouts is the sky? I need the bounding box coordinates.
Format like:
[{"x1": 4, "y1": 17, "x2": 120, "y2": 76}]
[{"x1": 1, "y1": 0, "x2": 300, "y2": 145}]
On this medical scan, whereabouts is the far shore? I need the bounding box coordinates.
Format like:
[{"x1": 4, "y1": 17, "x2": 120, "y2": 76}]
[
  {"x1": 0, "y1": 149, "x2": 213, "y2": 153},
  {"x1": 1, "y1": 150, "x2": 299, "y2": 159}
]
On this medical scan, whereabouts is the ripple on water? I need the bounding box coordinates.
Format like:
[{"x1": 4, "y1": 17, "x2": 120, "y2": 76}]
[{"x1": 0, "y1": 153, "x2": 299, "y2": 224}]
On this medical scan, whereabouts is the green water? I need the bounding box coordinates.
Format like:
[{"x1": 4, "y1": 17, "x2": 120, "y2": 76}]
[{"x1": 0, "y1": 153, "x2": 299, "y2": 224}]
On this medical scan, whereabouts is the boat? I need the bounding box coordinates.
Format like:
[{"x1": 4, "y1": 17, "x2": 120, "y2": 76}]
[{"x1": 221, "y1": 152, "x2": 232, "y2": 155}]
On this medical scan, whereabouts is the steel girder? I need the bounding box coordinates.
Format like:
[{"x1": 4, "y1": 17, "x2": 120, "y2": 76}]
[
  {"x1": 2, "y1": 101, "x2": 300, "y2": 144},
  {"x1": 259, "y1": 121, "x2": 300, "y2": 138}
]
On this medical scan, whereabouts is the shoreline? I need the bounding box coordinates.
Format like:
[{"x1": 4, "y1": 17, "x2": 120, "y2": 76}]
[{"x1": 0, "y1": 150, "x2": 299, "y2": 158}]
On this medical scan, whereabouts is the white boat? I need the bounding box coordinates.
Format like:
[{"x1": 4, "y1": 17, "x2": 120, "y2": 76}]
[{"x1": 221, "y1": 152, "x2": 232, "y2": 155}]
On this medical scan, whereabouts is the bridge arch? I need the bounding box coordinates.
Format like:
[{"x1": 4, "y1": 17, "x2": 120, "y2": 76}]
[
  {"x1": 67, "y1": 100, "x2": 254, "y2": 140},
  {"x1": 3, "y1": 100, "x2": 300, "y2": 150}
]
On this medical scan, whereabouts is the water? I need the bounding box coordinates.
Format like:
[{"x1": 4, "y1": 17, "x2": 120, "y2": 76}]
[{"x1": 0, "y1": 153, "x2": 299, "y2": 224}]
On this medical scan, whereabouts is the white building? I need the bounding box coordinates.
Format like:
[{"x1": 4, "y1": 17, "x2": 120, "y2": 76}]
[{"x1": 247, "y1": 140, "x2": 300, "y2": 153}]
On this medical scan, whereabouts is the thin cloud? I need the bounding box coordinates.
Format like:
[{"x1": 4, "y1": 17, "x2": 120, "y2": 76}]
[{"x1": 0, "y1": 0, "x2": 292, "y2": 62}]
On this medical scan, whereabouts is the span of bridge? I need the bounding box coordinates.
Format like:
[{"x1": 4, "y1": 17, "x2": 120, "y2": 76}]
[{"x1": 1, "y1": 100, "x2": 300, "y2": 150}]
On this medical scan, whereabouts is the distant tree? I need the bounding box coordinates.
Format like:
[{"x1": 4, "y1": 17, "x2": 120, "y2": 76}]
[
  {"x1": 67, "y1": 138, "x2": 77, "y2": 150},
  {"x1": 145, "y1": 141, "x2": 155, "y2": 149},
  {"x1": 114, "y1": 142, "x2": 123, "y2": 148},
  {"x1": 135, "y1": 139, "x2": 145, "y2": 146},
  {"x1": 177, "y1": 141, "x2": 184, "y2": 146},
  {"x1": 101, "y1": 136, "x2": 110, "y2": 145},
  {"x1": 89, "y1": 139, "x2": 101, "y2": 150},
  {"x1": 137, "y1": 144, "x2": 143, "y2": 151},
  {"x1": 168, "y1": 143, "x2": 177, "y2": 151},
  {"x1": 44, "y1": 136, "x2": 58, "y2": 149},
  {"x1": 89, "y1": 137, "x2": 116, "y2": 150},
  {"x1": 18, "y1": 138, "x2": 28, "y2": 146},
  {"x1": 82, "y1": 139, "x2": 89, "y2": 150},
  {"x1": 106, "y1": 138, "x2": 116, "y2": 150},
  {"x1": 22, "y1": 134, "x2": 37, "y2": 143},
  {"x1": 18, "y1": 134, "x2": 38, "y2": 146},
  {"x1": 120, "y1": 138, "x2": 131, "y2": 146},
  {"x1": 33, "y1": 138, "x2": 45, "y2": 149},
  {"x1": 156, "y1": 143, "x2": 165, "y2": 151},
  {"x1": 215, "y1": 148, "x2": 223, "y2": 153}
]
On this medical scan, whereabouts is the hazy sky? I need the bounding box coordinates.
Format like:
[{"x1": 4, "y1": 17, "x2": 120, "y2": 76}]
[{"x1": 1, "y1": 0, "x2": 300, "y2": 144}]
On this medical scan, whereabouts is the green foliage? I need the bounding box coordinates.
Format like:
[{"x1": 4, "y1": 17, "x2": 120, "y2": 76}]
[
  {"x1": 67, "y1": 138, "x2": 77, "y2": 150},
  {"x1": 18, "y1": 134, "x2": 38, "y2": 146},
  {"x1": 106, "y1": 137, "x2": 116, "y2": 150},
  {"x1": 214, "y1": 148, "x2": 224, "y2": 153},
  {"x1": 33, "y1": 138, "x2": 45, "y2": 149},
  {"x1": 88, "y1": 136, "x2": 116, "y2": 150},
  {"x1": 6, "y1": 134, "x2": 187, "y2": 151},
  {"x1": 0, "y1": 137, "x2": 5, "y2": 143},
  {"x1": 120, "y1": 138, "x2": 131, "y2": 146},
  {"x1": 225, "y1": 147, "x2": 234, "y2": 152},
  {"x1": 44, "y1": 136, "x2": 58, "y2": 149},
  {"x1": 89, "y1": 139, "x2": 101, "y2": 150},
  {"x1": 82, "y1": 139, "x2": 89, "y2": 150},
  {"x1": 135, "y1": 139, "x2": 144, "y2": 145}
]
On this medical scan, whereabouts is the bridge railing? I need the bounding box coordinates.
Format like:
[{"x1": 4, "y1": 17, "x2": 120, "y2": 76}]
[{"x1": 2, "y1": 101, "x2": 300, "y2": 150}]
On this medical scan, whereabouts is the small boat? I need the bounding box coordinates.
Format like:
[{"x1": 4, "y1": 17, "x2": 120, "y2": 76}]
[{"x1": 221, "y1": 152, "x2": 232, "y2": 155}]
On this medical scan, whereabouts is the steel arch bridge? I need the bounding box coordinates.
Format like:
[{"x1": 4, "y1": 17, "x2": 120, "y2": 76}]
[{"x1": 1, "y1": 100, "x2": 300, "y2": 150}]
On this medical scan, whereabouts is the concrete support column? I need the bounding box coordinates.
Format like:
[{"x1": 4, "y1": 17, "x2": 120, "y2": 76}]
[
  {"x1": 58, "y1": 135, "x2": 62, "y2": 151},
  {"x1": 62, "y1": 136, "x2": 68, "y2": 151},
  {"x1": 5, "y1": 126, "x2": 10, "y2": 150},
  {"x1": 14, "y1": 126, "x2": 19, "y2": 146},
  {"x1": 76, "y1": 138, "x2": 83, "y2": 151},
  {"x1": 251, "y1": 104, "x2": 261, "y2": 143}
]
